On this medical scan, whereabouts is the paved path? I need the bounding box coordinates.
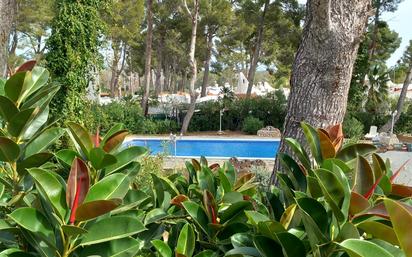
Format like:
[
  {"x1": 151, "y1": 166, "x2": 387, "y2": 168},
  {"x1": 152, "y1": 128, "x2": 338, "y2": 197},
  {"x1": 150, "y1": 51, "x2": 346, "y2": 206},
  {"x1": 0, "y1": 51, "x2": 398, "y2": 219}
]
[{"x1": 379, "y1": 152, "x2": 412, "y2": 186}]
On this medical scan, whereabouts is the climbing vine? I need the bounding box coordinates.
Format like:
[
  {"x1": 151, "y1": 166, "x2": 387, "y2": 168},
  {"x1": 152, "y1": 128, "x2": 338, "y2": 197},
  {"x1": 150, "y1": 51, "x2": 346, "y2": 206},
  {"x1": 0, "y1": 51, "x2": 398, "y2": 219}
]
[{"x1": 46, "y1": 0, "x2": 107, "y2": 126}]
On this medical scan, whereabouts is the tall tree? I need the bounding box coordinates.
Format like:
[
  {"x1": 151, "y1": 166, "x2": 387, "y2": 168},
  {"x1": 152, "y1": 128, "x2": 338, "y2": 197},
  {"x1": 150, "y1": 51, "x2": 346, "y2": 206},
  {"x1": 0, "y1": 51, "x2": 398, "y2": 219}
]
[
  {"x1": 199, "y1": 0, "x2": 233, "y2": 97},
  {"x1": 181, "y1": 0, "x2": 200, "y2": 134},
  {"x1": 104, "y1": 0, "x2": 144, "y2": 97},
  {"x1": 368, "y1": 0, "x2": 403, "y2": 60},
  {"x1": 272, "y1": 0, "x2": 372, "y2": 179},
  {"x1": 141, "y1": 0, "x2": 153, "y2": 116},
  {"x1": 246, "y1": 0, "x2": 269, "y2": 97},
  {"x1": 380, "y1": 40, "x2": 412, "y2": 132},
  {"x1": 0, "y1": 0, "x2": 17, "y2": 77},
  {"x1": 46, "y1": 0, "x2": 106, "y2": 125}
]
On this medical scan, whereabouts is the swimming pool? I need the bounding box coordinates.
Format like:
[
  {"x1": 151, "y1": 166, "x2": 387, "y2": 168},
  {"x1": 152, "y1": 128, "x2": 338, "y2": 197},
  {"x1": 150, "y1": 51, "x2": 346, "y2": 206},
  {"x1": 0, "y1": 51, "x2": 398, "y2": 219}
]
[{"x1": 125, "y1": 138, "x2": 280, "y2": 159}]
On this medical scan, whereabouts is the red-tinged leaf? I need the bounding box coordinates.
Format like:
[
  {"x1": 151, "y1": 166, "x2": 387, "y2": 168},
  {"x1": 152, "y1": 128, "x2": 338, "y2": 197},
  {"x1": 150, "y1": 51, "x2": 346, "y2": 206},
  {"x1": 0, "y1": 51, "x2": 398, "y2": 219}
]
[
  {"x1": 93, "y1": 128, "x2": 100, "y2": 148},
  {"x1": 326, "y1": 124, "x2": 343, "y2": 141},
  {"x1": 75, "y1": 199, "x2": 121, "y2": 222},
  {"x1": 364, "y1": 174, "x2": 384, "y2": 199},
  {"x1": 67, "y1": 158, "x2": 90, "y2": 224},
  {"x1": 15, "y1": 60, "x2": 36, "y2": 73},
  {"x1": 209, "y1": 163, "x2": 220, "y2": 171},
  {"x1": 234, "y1": 173, "x2": 254, "y2": 190},
  {"x1": 170, "y1": 194, "x2": 189, "y2": 208},
  {"x1": 350, "y1": 191, "x2": 371, "y2": 215},
  {"x1": 354, "y1": 203, "x2": 389, "y2": 219},
  {"x1": 203, "y1": 190, "x2": 218, "y2": 224},
  {"x1": 332, "y1": 136, "x2": 344, "y2": 152},
  {"x1": 191, "y1": 159, "x2": 201, "y2": 171},
  {"x1": 102, "y1": 130, "x2": 128, "y2": 152},
  {"x1": 317, "y1": 129, "x2": 336, "y2": 159},
  {"x1": 391, "y1": 184, "x2": 412, "y2": 198},
  {"x1": 298, "y1": 163, "x2": 308, "y2": 176},
  {"x1": 390, "y1": 159, "x2": 411, "y2": 183}
]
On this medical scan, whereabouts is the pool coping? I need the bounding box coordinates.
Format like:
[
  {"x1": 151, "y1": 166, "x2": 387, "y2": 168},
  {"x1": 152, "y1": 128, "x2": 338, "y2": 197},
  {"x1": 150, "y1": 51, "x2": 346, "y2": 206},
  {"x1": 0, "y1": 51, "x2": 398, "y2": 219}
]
[{"x1": 125, "y1": 136, "x2": 280, "y2": 142}]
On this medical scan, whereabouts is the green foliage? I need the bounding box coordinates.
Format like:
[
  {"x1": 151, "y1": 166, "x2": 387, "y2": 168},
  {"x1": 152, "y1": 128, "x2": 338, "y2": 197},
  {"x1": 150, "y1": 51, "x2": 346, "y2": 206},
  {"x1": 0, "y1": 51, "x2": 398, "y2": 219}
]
[
  {"x1": 190, "y1": 92, "x2": 287, "y2": 132},
  {"x1": 343, "y1": 116, "x2": 365, "y2": 140},
  {"x1": 242, "y1": 116, "x2": 264, "y2": 135},
  {"x1": 46, "y1": 0, "x2": 107, "y2": 126}
]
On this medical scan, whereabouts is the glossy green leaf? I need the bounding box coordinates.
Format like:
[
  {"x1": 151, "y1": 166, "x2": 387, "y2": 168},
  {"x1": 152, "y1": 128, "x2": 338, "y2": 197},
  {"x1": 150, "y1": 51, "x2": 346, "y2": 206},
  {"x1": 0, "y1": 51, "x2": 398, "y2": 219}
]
[
  {"x1": 21, "y1": 84, "x2": 59, "y2": 110},
  {"x1": 176, "y1": 223, "x2": 195, "y2": 257},
  {"x1": 314, "y1": 168, "x2": 347, "y2": 221},
  {"x1": 0, "y1": 137, "x2": 20, "y2": 162},
  {"x1": 182, "y1": 201, "x2": 209, "y2": 235},
  {"x1": 21, "y1": 106, "x2": 49, "y2": 140},
  {"x1": 22, "y1": 67, "x2": 49, "y2": 100},
  {"x1": 105, "y1": 146, "x2": 147, "y2": 175},
  {"x1": 336, "y1": 144, "x2": 377, "y2": 163},
  {"x1": 8, "y1": 207, "x2": 55, "y2": 246},
  {"x1": 301, "y1": 122, "x2": 322, "y2": 164},
  {"x1": 245, "y1": 211, "x2": 270, "y2": 226},
  {"x1": 358, "y1": 220, "x2": 399, "y2": 245},
  {"x1": 61, "y1": 225, "x2": 88, "y2": 237},
  {"x1": 384, "y1": 198, "x2": 412, "y2": 256},
  {"x1": 4, "y1": 71, "x2": 26, "y2": 102},
  {"x1": 0, "y1": 248, "x2": 36, "y2": 257},
  {"x1": 24, "y1": 127, "x2": 65, "y2": 158},
  {"x1": 89, "y1": 147, "x2": 117, "y2": 170},
  {"x1": 225, "y1": 247, "x2": 261, "y2": 257},
  {"x1": 339, "y1": 239, "x2": 393, "y2": 257},
  {"x1": 353, "y1": 156, "x2": 375, "y2": 196},
  {"x1": 75, "y1": 199, "x2": 121, "y2": 221},
  {"x1": 197, "y1": 166, "x2": 216, "y2": 195},
  {"x1": 284, "y1": 137, "x2": 311, "y2": 169},
  {"x1": 219, "y1": 169, "x2": 232, "y2": 193},
  {"x1": 220, "y1": 201, "x2": 253, "y2": 224},
  {"x1": 222, "y1": 162, "x2": 236, "y2": 186},
  {"x1": 144, "y1": 208, "x2": 168, "y2": 225},
  {"x1": 55, "y1": 149, "x2": 78, "y2": 167},
  {"x1": 28, "y1": 168, "x2": 67, "y2": 219},
  {"x1": 79, "y1": 237, "x2": 143, "y2": 257},
  {"x1": 17, "y1": 152, "x2": 53, "y2": 173},
  {"x1": 276, "y1": 232, "x2": 306, "y2": 257},
  {"x1": 231, "y1": 233, "x2": 254, "y2": 248},
  {"x1": 151, "y1": 239, "x2": 172, "y2": 257},
  {"x1": 101, "y1": 123, "x2": 125, "y2": 143},
  {"x1": 80, "y1": 216, "x2": 146, "y2": 246},
  {"x1": 253, "y1": 235, "x2": 283, "y2": 257},
  {"x1": 278, "y1": 153, "x2": 306, "y2": 191},
  {"x1": 0, "y1": 95, "x2": 18, "y2": 122},
  {"x1": 8, "y1": 108, "x2": 37, "y2": 137},
  {"x1": 84, "y1": 173, "x2": 130, "y2": 202},
  {"x1": 194, "y1": 250, "x2": 218, "y2": 257},
  {"x1": 67, "y1": 122, "x2": 93, "y2": 157},
  {"x1": 280, "y1": 204, "x2": 297, "y2": 229},
  {"x1": 103, "y1": 130, "x2": 128, "y2": 153},
  {"x1": 296, "y1": 197, "x2": 328, "y2": 248}
]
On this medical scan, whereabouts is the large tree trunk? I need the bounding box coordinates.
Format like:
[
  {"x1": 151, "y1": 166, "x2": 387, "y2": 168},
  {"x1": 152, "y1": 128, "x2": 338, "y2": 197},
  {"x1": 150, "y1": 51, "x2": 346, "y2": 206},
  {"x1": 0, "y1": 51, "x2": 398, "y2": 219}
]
[
  {"x1": 271, "y1": 0, "x2": 372, "y2": 182},
  {"x1": 246, "y1": 0, "x2": 269, "y2": 97},
  {"x1": 141, "y1": 0, "x2": 153, "y2": 116},
  {"x1": 181, "y1": 0, "x2": 200, "y2": 134},
  {"x1": 380, "y1": 64, "x2": 412, "y2": 133},
  {"x1": 0, "y1": 0, "x2": 16, "y2": 78},
  {"x1": 201, "y1": 30, "x2": 213, "y2": 97}
]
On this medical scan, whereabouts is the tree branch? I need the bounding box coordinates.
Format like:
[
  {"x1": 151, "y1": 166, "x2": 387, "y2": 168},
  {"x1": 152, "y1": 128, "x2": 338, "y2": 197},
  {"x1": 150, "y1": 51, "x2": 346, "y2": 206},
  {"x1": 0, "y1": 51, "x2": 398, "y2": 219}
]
[{"x1": 182, "y1": 0, "x2": 193, "y2": 19}]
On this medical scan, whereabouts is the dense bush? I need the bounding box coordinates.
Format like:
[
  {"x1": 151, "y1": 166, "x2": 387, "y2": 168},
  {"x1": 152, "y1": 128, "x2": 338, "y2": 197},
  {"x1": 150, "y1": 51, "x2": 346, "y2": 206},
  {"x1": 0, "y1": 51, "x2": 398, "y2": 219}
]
[
  {"x1": 396, "y1": 104, "x2": 412, "y2": 134},
  {"x1": 343, "y1": 116, "x2": 364, "y2": 139},
  {"x1": 242, "y1": 116, "x2": 264, "y2": 134},
  {"x1": 88, "y1": 99, "x2": 179, "y2": 134},
  {"x1": 189, "y1": 90, "x2": 287, "y2": 132}
]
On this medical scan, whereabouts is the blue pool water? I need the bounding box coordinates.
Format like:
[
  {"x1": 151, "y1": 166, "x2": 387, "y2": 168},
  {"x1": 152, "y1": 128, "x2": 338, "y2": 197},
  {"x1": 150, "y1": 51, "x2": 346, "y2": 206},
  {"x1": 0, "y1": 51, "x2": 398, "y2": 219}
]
[{"x1": 126, "y1": 138, "x2": 280, "y2": 159}]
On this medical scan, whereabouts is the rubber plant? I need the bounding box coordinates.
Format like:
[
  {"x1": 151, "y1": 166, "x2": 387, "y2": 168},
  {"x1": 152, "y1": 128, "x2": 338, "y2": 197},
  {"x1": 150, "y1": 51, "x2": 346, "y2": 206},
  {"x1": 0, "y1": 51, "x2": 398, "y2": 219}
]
[
  {"x1": 0, "y1": 61, "x2": 65, "y2": 209},
  {"x1": 1, "y1": 157, "x2": 147, "y2": 257},
  {"x1": 55, "y1": 122, "x2": 147, "y2": 184}
]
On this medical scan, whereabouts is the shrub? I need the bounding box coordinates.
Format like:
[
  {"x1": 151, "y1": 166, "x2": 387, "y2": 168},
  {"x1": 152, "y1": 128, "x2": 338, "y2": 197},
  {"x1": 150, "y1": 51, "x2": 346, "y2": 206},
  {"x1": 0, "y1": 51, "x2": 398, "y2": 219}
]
[
  {"x1": 242, "y1": 116, "x2": 264, "y2": 134},
  {"x1": 343, "y1": 116, "x2": 364, "y2": 140},
  {"x1": 189, "y1": 91, "x2": 287, "y2": 132}
]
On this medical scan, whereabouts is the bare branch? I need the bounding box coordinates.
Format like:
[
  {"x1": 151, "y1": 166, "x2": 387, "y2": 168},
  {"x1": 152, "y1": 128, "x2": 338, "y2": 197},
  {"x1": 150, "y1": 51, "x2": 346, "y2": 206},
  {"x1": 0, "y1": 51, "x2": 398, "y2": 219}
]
[{"x1": 182, "y1": 0, "x2": 193, "y2": 19}]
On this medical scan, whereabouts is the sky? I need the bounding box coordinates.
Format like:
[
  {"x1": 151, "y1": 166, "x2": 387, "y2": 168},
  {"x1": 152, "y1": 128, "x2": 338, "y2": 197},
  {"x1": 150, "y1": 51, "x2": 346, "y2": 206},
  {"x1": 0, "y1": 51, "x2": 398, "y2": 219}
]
[{"x1": 297, "y1": 0, "x2": 412, "y2": 67}]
